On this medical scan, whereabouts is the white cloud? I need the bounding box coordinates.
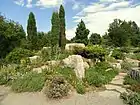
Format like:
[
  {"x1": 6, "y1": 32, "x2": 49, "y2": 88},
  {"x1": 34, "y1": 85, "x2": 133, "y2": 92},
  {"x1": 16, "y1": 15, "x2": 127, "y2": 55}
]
[
  {"x1": 26, "y1": 0, "x2": 32, "y2": 8},
  {"x1": 66, "y1": 0, "x2": 140, "y2": 39},
  {"x1": 36, "y1": 0, "x2": 63, "y2": 8},
  {"x1": 14, "y1": 0, "x2": 24, "y2": 6}
]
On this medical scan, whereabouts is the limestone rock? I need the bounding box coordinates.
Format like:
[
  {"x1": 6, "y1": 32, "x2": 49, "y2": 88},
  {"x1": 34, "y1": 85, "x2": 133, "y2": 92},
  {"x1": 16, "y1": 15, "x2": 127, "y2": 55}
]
[
  {"x1": 29, "y1": 56, "x2": 40, "y2": 63},
  {"x1": 126, "y1": 58, "x2": 140, "y2": 67},
  {"x1": 62, "y1": 55, "x2": 89, "y2": 78},
  {"x1": 33, "y1": 65, "x2": 49, "y2": 73},
  {"x1": 65, "y1": 43, "x2": 85, "y2": 51},
  {"x1": 110, "y1": 63, "x2": 121, "y2": 69}
]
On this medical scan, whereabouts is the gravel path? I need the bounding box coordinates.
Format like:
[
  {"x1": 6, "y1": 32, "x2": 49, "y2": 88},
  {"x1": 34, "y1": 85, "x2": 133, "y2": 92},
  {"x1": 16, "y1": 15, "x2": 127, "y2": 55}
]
[{"x1": 0, "y1": 73, "x2": 127, "y2": 105}]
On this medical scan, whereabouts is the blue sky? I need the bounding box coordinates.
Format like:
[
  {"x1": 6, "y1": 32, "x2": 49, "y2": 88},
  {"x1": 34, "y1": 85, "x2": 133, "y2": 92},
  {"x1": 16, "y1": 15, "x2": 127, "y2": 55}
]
[{"x1": 0, "y1": 0, "x2": 140, "y2": 39}]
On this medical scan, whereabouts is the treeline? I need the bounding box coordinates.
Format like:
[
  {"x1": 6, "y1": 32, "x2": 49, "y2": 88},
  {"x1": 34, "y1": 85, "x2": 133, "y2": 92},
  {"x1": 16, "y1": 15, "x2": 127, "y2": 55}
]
[{"x1": 0, "y1": 5, "x2": 140, "y2": 59}]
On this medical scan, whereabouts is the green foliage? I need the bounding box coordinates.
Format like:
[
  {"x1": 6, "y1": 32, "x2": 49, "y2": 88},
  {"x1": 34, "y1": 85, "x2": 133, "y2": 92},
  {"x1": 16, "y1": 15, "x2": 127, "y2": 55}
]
[
  {"x1": 123, "y1": 75, "x2": 139, "y2": 85},
  {"x1": 27, "y1": 12, "x2": 37, "y2": 50},
  {"x1": 120, "y1": 92, "x2": 140, "y2": 105},
  {"x1": 108, "y1": 19, "x2": 140, "y2": 47},
  {"x1": 121, "y1": 60, "x2": 132, "y2": 71},
  {"x1": 111, "y1": 48, "x2": 125, "y2": 59},
  {"x1": 40, "y1": 46, "x2": 70, "y2": 61},
  {"x1": 85, "y1": 62, "x2": 118, "y2": 87},
  {"x1": 133, "y1": 48, "x2": 140, "y2": 53},
  {"x1": 51, "y1": 12, "x2": 60, "y2": 46},
  {"x1": 59, "y1": 5, "x2": 66, "y2": 50},
  {"x1": 72, "y1": 20, "x2": 89, "y2": 45},
  {"x1": 0, "y1": 15, "x2": 26, "y2": 58},
  {"x1": 120, "y1": 47, "x2": 130, "y2": 53},
  {"x1": 74, "y1": 45, "x2": 107, "y2": 62},
  {"x1": 130, "y1": 53, "x2": 140, "y2": 60},
  {"x1": 45, "y1": 76, "x2": 70, "y2": 99},
  {"x1": 89, "y1": 33, "x2": 101, "y2": 45},
  {"x1": 0, "y1": 64, "x2": 30, "y2": 85},
  {"x1": 12, "y1": 72, "x2": 46, "y2": 92},
  {"x1": 75, "y1": 80, "x2": 86, "y2": 94},
  {"x1": 5, "y1": 48, "x2": 34, "y2": 63},
  {"x1": 56, "y1": 67, "x2": 77, "y2": 87}
]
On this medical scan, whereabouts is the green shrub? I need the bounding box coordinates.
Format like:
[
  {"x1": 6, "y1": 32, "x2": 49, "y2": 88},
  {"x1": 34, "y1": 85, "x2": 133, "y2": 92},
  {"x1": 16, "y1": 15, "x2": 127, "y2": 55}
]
[
  {"x1": 133, "y1": 48, "x2": 140, "y2": 53},
  {"x1": 74, "y1": 45, "x2": 107, "y2": 62},
  {"x1": 123, "y1": 75, "x2": 139, "y2": 85},
  {"x1": 6, "y1": 48, "x2": 34, "y2": 63},
  {"x1": 130, "y1": 53, "x2": 140, "y2": 60},
  {"x1": 11, "y1": 72, "x2": 46, "y2": 92},
  {"x1": 0, "y1": 65, "x2": 18, "y2": 85},
  {"x1": 45, "y1": 76, "x2": 70, "y2": 99},
  {"x1": 120, "y1": 47, "x2": 130, "y2": 53},
  {"x1": 121, "y1": 61, "x2": 132, "y2": 71},
  {"x1": 85, "y1": 62, "x2": 118, "y2": 87},
  {"x1": 120, "y1": 92, "x2": 140, "y2": 105},
  {"x1": 56, "y1": 67, "x2": 77, "y2": 87},
  {"x1": 40, "y1": 46, "x2": 70, "y2": 61},
  {"x1": 112, "y1": 49, "x2": 125, "y2": 60},
  {"x1": 106, "y1": 56, "x2": 117, "y2": 63},
  {"x1": 75, "y1": 80, "x2": 86, "y2": 94},
  {"x1": 123, "y1": 75, "x2": 140, "y2": 93}
]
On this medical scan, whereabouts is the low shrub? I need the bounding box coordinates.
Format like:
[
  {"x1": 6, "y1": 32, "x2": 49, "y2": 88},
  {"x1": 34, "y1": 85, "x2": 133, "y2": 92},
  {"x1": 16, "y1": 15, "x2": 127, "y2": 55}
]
[
  {"x1": 56, "y1": 67, "x2": 77, "y2": 87},
  {"x1": 5, "y1": 48, "x2": 34, "y2": 63},
  {"x1": 123, "y1": 75, "x2": 140, "y2": 93},
  {"x1": 130, "y1": 53, "x2": 140, "y2": 60},
  {"x1": 40, "y1": 46, "x2": 70, "y2": 61},
  {"x1": 111, "y1": 49, "x2": 125, "y2": 60},
  {"x1": 75, "y1": 80, "x2": 86, "y2": 94},
  {"x1": 85, "y1": 62, "x2": 118, "y2": 87},
  {"x1": 121, "y1": 60, "x2": 132, "y2": 71},
  {"x1": 45, "y1": 76, "x2": 70, "y2": 99},
  {"x1": 133, "y1": 48, "x2": 140, "y2": 53},
  {"x1": 123, "y1": 75, "x2": 139, "y2": 85},
  {"x1": 0, "y1": 65, "x2": 18, "y2": 85},
  {"x1": 106, "y1": 56, "x2": 117, "y2": 63},
  {"x1": 74, "y1": 45, "x2": 107, "y2": 62},
  {"x1": 120, "y1": 47, "x2": 130, "y2": 53},
  {"x1": 11, "y1": 72, "x2": 46, "y2": 92},
  {"x1": 120, "y1": 92, "x2": 140, "y2": 105}
]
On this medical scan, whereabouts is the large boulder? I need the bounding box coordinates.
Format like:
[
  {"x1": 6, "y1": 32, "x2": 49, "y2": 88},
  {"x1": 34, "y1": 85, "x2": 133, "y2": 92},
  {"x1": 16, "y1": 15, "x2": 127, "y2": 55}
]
[
  {"x1": 62, "y1": 55, "x2": 89, "y2": 78},
  {"x1": 65, "y1": 43, "x2": 85, "y2": 51}
]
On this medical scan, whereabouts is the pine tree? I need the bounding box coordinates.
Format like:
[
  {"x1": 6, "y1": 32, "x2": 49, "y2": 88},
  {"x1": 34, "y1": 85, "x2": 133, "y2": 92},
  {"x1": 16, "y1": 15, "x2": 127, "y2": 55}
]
[
  {"x1": 73, "y1": 20, "x2": 90, "y2": 45},
  {"x1": 51, "y1": 11, "x2": 60, "y2": 46},
  {"x1": 27, "y1": 12, "x2": 37, "y2": 49},
  {"x1": 59, "y1": 5, "x2": 66, "y2": 50}
]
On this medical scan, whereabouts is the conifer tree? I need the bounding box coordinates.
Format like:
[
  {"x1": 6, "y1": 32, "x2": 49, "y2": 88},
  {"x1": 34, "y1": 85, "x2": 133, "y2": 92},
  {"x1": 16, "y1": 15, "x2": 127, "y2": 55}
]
[
  {"x1": 73, "y1": 20, "x2": 90, "y2": 45},
  {"x1": 51, "y1": 11, "x2": 60, "y2": 46},
  {"x1": 59, "y1": 5, "x2": 66, "y2": 50},
  {"x1": 27, "y1": 12, "x2": 37, "y2": 49}
]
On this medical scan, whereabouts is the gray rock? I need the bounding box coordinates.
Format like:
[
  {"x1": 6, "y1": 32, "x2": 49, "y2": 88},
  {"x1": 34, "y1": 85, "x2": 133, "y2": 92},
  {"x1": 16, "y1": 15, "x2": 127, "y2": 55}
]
[{"x1": 62, "y1": 55, "x2": 89, "y2": 78}]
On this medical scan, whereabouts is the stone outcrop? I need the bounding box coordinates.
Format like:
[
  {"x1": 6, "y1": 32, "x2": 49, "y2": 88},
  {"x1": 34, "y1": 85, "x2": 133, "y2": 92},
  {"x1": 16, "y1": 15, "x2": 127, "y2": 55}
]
[
  {"x1": 125, "y1": 58, "x2": 140, "y2": 67},
  {"x1": 29, "y1": 56, "x2": 40, "y2": 63},
  {"x1": 65, "y1": 43, "x2": 85, "y2": 51},
  {"x1": 62, "y1": 55, "x2": 89, "y2": 78}
]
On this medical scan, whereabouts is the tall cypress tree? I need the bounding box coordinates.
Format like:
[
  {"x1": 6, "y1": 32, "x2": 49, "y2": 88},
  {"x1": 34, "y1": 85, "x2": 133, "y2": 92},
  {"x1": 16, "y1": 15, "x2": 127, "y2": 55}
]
[
  {"x1": 27, "y1": 12, "x2": 37, "y2": 49},
  {"x1": 51, "y1": 11, "x2": 60, "y2": 46},
  {"x1": 59, "y1": 5, "x2": 66, "y2": 50}
]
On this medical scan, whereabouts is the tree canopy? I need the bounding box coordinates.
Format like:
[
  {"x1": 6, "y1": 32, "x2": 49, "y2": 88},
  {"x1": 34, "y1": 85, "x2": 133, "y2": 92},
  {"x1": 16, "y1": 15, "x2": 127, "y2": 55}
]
[{"x1": 72, "y1": 20, "x2": 90, "y2": 45}]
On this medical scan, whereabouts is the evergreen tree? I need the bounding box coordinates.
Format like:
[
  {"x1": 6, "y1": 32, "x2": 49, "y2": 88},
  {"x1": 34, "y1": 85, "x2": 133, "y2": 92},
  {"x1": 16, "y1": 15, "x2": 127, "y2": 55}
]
[
  {"x1": 27, "y1": 12, "x2": 37, "y2": 49},
  {"x1": 51, "y1": 12, "x2": 60, "y2": 46},
  {"x1": 89, "y1": 33, "x2": 101, "y2": 45},
  {"x1": 73, "y1": 20, "x2": 90, "y2": 45},
  {"x1": 59, "y1": 5, "x2": 66, "y2": 50}
]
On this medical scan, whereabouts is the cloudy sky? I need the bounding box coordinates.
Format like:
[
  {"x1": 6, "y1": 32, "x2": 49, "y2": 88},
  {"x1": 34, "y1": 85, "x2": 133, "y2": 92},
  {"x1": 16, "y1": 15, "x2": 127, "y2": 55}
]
[{"x1": 0, "y1": 0, "x2": 140, "y2": 39}]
